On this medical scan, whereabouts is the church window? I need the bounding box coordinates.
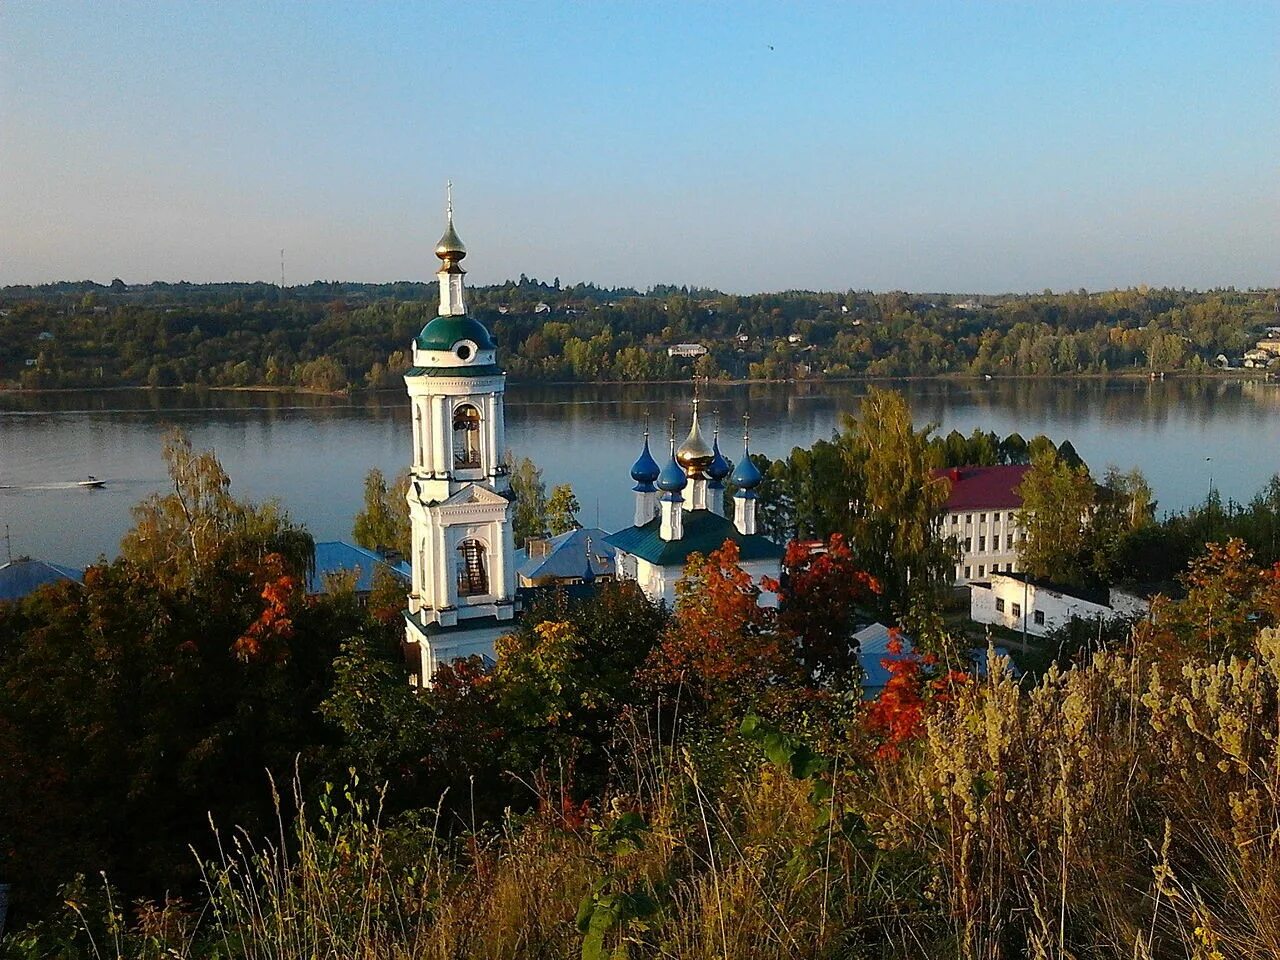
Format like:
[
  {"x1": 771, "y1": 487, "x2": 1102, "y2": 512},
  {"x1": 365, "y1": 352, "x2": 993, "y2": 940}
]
[
  {"x1": 457, "y1": 539, "x2": 488, "y2": 596},
  {"x1": 415, "y1": 407, "x2": 424, "y2": 466},
  {"x1": 453, "y1": 403, "x2": 482, "y2": 468}
]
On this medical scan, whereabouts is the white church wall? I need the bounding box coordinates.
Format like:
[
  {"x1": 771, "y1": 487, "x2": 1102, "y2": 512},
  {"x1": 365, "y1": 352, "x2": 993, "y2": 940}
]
[{"x1": 622, "y1": 552, "x2": 780, "y2": 607}]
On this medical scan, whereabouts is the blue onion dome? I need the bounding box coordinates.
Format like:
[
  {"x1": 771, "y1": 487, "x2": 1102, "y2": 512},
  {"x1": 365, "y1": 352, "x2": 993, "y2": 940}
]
[
  {"x1": 706, "y1": 434, "x2": 731, "y2": 482},
  {"x1": 630, "y1": 435, "x2": 661, "y2": 485},
  {"x1": 731, "y1": 452, "x2": 763, "y2": 490},
  {"x1": 657, "y1": 448, "x2": 689, "y2": 493}
]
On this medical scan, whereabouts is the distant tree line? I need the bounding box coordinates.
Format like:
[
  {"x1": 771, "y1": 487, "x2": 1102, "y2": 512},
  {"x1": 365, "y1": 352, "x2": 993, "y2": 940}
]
[{"x1": 2, "y1": 278, "x2": 1275, "y2": 390}]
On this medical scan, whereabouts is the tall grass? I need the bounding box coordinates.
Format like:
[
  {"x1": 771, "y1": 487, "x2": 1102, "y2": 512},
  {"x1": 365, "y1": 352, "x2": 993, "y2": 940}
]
[{"x1": 6, "y1": 630, "x2": 1279, "y2": 960}]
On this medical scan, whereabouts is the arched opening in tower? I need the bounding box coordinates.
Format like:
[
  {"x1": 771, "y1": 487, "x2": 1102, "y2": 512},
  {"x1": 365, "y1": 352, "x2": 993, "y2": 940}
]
[
  {"x1": 456, "y1": 538, "x2": 488, "y2": 596},
  {"x1": 452, "y1": 404, "x2": 482, "y2": 469}
]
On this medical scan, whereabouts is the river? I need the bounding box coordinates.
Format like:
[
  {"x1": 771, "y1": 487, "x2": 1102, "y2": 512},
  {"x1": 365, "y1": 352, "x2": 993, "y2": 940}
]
[{"x1": 2, "y1": 377, "x2": 1278, "y2": 568}]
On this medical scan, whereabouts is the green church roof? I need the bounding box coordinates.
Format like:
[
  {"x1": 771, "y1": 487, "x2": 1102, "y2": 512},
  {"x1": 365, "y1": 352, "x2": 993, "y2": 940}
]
[
  {"x1": 415, "y1": 314, "x2": 497, "y2": 352},
  {"x1": 604, "y1": 510, "x2": 783, "y2": 568},
  {"x1": 405, "y1": 364, "x2": 503, "y2": 378}
]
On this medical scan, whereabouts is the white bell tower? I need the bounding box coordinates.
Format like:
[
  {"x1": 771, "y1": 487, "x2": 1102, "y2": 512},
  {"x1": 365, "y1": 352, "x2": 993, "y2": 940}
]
[{"x1": 403, "y1": 189, "x2": 517, "y2": 682}]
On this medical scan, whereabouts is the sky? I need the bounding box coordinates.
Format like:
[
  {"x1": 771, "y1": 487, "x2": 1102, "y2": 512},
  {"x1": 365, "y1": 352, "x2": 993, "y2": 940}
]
[{"x1": 2, "y1": 1, "x2": 1277, "y2": 293}]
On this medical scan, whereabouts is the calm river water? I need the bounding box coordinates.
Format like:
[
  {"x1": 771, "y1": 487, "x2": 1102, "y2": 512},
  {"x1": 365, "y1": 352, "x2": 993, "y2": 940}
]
[{"x1": 2, "y1": 378, "x2": 1278, "y2": 568}]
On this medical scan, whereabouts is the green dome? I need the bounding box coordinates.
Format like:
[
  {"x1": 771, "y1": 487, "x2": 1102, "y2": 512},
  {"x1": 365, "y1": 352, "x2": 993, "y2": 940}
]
[{"x1": 415, "y1": 315, "x2": 496, "y2": 352}]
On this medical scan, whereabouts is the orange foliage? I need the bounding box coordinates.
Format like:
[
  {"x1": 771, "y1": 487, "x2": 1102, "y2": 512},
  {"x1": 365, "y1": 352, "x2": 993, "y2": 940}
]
[
  {"x1": 233, "y1": 552, "x2": 300, "y2": 663},
  {"x1": 646, "y1": 540, "x2": 794, "y2": 709},
  {"x1": 863, "y1": 629, "x2": 969, "y2": 760}
]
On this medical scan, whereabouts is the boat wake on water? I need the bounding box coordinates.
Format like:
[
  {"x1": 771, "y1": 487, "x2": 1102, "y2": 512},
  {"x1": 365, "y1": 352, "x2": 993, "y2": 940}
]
[{"x1": 2, "y1": 480, "x2": 109, "y2": 491}]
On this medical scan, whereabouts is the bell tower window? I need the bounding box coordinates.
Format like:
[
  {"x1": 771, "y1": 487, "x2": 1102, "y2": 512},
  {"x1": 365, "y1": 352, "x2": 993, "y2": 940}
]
[
  {"x1": 414, "y1": 407, "x2": 425, "y2": 467},
  {"x1": 453, "y1": 403, "x2": 482, "y2": 469},
  {"x1": 457, "y1": 539, "x2": 488, "y2": 596}
]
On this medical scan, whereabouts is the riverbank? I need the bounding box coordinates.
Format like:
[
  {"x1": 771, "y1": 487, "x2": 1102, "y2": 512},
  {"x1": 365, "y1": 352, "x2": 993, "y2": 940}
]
[{"x1": 2, "y1": 366, "x2": 1274, "y2": 397}]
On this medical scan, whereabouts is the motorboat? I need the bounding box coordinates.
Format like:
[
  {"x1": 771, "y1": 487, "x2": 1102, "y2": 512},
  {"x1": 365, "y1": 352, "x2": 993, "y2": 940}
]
[{"x1": 77, "y1": 476, "x2": 106, "y2": 489}]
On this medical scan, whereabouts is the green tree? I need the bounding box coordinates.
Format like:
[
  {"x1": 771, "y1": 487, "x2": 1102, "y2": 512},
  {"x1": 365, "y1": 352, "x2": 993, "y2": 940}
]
[
  {"x1": 506, "y1": 453, "x2": 547, "y2": 547},
  {"x1": 546, "y1": 483, "x2": 581, "y2": 536},
  {"x1": 0, "y1": 505, "x2": 364, "y2": 925},
  {"x1": 1000, "y1": 432, "x2": 1029, "y2": 464},
  {"x1": 842, "y1": 388, "x2": 956, "y2": 630},
  {"x1": 120, "y1": 429, "x2": 312, "y2": 588},
  {"x1": 493, "y1": 581, "x2": 666, "y2": 785},
  {"x1": 352, "y1": 467, "x2": 410, "y2": 557},
  {"x1": 1016, "y1": 448, "x2": 1098, "y2": 587}
]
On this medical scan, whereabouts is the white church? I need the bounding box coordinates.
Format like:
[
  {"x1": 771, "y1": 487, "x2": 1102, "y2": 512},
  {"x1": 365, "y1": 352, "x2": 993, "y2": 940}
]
[
  {"x1": 603, "y1": 407, "x2": 783, "y2": 607},
  {"x1": 402, "y1": 198, "x2": 782, "y2": 686}
]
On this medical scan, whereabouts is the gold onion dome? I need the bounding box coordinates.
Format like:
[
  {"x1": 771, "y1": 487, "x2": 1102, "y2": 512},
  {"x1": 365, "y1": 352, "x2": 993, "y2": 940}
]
[
  {"x1": 435, "y1": 218, "x2": 466, "y2": 262},
  {"x1": 675, "y1": 401, "x2": 715, "y2": 476}
]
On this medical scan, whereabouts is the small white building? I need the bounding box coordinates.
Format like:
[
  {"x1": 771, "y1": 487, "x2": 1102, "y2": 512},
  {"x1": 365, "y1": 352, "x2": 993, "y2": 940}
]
[
  {"x1": 934, "y1": 465, "x2": 1032, "y2": 584},
  {"x1": 1243, "y1": 349, "x2": 1275, "y2": 369},
  {"x1": 667, "y1": 343, "x2": 708, "y2": 358},
  {"x1": 970, "y1": 573, "x2": 1148, "y2": 639},
  {"x1": 1256, "y1": 338, "x2": 1280, "y2": 357}
]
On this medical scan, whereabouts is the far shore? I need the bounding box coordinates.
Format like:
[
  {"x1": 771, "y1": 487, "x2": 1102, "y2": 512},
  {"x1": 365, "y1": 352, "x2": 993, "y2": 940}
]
[{"x1": 1, "y1": 366, "x2": 1275, "y2": 399}]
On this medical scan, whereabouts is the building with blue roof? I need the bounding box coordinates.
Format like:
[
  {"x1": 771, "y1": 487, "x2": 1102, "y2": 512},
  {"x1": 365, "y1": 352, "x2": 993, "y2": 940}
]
[
  {"x1": 308, "y1": 541, "x2": 409, "y2": 596},
  {"x1": 0, "y1": 559, "x2": 83, "y2": 603},
  {"x1": 853, "y1": 621, "x2": 1017, "y2": 698},
  {"x1": 517, "y1": 528, "x2": 614, "y2": 587}
]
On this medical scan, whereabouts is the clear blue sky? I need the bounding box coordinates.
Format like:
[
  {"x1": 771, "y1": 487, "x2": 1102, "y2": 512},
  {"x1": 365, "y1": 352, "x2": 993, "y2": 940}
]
[{"x1": 2, "y1": 1, "x2": 1277, "y2": 292}]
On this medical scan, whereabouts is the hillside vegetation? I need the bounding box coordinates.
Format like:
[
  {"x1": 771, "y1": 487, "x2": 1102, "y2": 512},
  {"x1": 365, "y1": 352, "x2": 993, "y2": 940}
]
[{"x1": 2, "y1": 280, "x2": 1275, "y2": 390}]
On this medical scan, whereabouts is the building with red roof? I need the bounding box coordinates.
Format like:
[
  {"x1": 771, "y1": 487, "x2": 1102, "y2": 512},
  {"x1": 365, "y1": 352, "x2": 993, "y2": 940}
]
[{"x1": 932, "y1": 464, "x2": 1032, "y2": 584}]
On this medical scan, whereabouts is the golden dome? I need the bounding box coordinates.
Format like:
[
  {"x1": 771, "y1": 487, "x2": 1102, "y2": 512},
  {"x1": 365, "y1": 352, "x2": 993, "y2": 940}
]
[
  {"x1": 675, "y1": 402, "x2": 715, "y2": 475},
  {"x1": 435, "y1": 218, "x2": 466, "y2": 261}
]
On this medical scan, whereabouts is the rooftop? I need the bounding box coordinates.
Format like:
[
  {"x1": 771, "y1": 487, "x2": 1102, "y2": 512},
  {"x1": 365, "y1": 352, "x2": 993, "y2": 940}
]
[
  {"x1": 988, "y1": 570, "x2": 1111, "y2": 609},
  {"x1": 309, "y1": 541, "x2": 409, "y2": 595},
  {"x1": 932, "y1": 464, "x2": 1032, "y2": 512},
  {"x1": 519, "y1": 527, "x2": 614, "y2": 583},
  {"x1": 605, "y1": 509, "x2": 783, "y2": 567},
  {"x1": 0, "y1": 559, "x2": 83, "y2": 603}
]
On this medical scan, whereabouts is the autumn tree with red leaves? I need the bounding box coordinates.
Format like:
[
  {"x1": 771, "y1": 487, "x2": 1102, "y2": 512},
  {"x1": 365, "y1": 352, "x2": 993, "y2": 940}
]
[
  {"x1": 863, "y1": 629, "x2": 970, "y2": 760},
  {"x1": 767, "y1": 533, "x2": 880, "y2": 683},
  {"x1": 234, "y1": 552, "x2": 301, "y2": 663},
  {"x1": 646, "y1": 540, "x2": 798, "y2": 720}
]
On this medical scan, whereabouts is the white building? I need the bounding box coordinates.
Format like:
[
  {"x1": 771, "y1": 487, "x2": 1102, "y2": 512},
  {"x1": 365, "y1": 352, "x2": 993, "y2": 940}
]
[
  {"x1": 606, "y1": 411, "x2": 782, "y2": 606},
  {"x1": 667, "y1": 343, "x2": 708, "y2": 358},
  {"x1": 970, "y1": 572, "x2": 1148, "y2": 639},
  {"x1": 402, "y1": 195, "x2": 519, "y2": 685},
  {"x1": 934, "y1": 465, "x2": 1032, "y2": 584}
]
